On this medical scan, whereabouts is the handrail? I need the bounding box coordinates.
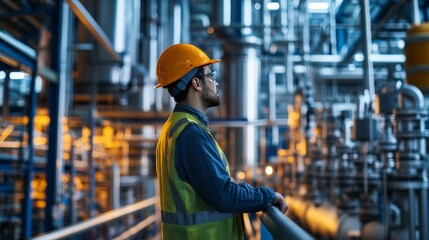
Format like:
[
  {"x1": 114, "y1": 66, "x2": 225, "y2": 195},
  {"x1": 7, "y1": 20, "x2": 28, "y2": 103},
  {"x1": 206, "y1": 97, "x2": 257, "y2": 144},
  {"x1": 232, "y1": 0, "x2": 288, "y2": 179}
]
[
  {"x1": 112, "y1": 215, "x2": 157, "y2": 240},
  {"x1": 32, "y1": 197, "x2": 157, "y2": 240},
  {"x1": 258, "y1": 206, "x2": 315, "y2": 240}
]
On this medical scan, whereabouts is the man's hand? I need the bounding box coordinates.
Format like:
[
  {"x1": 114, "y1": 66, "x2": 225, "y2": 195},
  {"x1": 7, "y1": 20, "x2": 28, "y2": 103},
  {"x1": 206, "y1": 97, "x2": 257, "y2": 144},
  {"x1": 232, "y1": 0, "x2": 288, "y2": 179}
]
[{"x1": 272, "y1": 192, "x2": 288, "y2": 213}]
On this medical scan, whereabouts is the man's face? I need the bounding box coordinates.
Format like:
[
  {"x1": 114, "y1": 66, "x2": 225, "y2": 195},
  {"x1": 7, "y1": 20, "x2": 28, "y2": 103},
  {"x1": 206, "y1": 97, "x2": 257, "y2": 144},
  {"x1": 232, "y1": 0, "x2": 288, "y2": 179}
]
[{"x1": 201, "y1": 66, "x2": 220, "y2": 108}]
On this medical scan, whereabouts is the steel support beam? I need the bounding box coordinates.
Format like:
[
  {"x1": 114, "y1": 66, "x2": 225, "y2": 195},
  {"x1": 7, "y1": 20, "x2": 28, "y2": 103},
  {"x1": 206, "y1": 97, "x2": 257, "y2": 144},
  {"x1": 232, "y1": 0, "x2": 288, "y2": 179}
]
[
  {"x1": 45, "y1": 1, "x2": 70, "y2": 231},
  {"x1": 65, "y1": 0, "x2": 121, "y2": 62},
  {"x1": 22, "y1": 63, "x2": 38, "y2": 239}
]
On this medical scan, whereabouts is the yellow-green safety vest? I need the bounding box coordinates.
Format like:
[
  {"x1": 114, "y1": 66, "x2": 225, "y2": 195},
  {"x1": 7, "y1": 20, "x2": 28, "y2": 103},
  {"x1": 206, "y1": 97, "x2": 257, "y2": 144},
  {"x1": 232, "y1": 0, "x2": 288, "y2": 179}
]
[{"x1": 156, "y1": 111, "x2": 244, "y2": 240}]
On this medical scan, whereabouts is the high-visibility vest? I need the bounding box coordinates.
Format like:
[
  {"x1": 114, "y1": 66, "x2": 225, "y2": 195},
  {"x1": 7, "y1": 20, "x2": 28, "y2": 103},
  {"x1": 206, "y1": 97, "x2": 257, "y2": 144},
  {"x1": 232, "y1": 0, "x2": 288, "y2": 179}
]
[{"x1": 156, "y1": 111, "x2": 244, "y2": 240}]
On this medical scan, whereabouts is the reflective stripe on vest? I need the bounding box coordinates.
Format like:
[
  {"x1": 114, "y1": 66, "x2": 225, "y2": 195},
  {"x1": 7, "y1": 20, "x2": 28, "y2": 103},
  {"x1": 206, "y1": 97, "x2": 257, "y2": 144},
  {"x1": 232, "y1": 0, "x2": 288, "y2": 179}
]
[
  {"x1": 161, "y1": 210, "x2": 233, "y2": 226},
  {"x1": 162, "y1": 115, "x2": 233, "y2": 225}
]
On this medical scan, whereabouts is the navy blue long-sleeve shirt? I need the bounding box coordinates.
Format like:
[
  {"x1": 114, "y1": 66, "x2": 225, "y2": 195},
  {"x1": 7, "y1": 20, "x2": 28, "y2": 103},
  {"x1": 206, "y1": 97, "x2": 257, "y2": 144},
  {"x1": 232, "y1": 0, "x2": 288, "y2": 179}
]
[{"x1": 173, "y1": 105, "x2": 276, "y2": 213}]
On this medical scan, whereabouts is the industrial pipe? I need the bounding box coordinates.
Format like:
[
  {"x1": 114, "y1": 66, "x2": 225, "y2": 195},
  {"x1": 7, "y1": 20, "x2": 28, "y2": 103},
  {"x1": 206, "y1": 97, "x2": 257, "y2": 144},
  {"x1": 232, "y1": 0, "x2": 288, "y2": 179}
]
[
  {"x1": 258, "y1": 205, "x2": 314, "y2": 240},
  {"x1": 286, "y1": 196, "x2": 363, "y2": 240},
  {"x1": 398, "y1": 83, "x2": 425, "y2": 109}
]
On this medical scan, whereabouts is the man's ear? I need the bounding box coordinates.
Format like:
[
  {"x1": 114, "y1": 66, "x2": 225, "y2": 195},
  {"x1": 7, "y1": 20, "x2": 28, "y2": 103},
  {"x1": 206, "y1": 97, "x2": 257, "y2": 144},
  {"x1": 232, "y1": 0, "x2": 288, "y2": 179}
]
[{"x1": 191, "y1": 77, "x2": 202, "y2": 91}]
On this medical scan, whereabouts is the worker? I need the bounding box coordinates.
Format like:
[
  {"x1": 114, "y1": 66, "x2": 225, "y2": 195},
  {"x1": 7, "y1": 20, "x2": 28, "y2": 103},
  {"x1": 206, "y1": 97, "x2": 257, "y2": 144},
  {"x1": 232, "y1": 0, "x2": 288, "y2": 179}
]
[{"x1": 155, "y1": 43, "x2": 287, "y2": 240}]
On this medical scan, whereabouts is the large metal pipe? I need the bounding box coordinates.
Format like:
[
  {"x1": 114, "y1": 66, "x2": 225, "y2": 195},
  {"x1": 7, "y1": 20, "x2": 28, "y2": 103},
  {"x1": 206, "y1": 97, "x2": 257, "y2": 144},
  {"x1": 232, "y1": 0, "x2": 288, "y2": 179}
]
[
  {"x1": 74, "y1": 0, "x2": 140, "y2": 90},
  {"x1": 212, "y1": 0, "x2": 263, "y2": 169},
  {"x1": 258, "y1": 206, "x2": 314, "y2": 240},
  {"x1": 286, "y1": 196, "x2": 362, "y2": 240},
  {"x1": 221, "y1": 41, "x2": 261, "y2": 169}
]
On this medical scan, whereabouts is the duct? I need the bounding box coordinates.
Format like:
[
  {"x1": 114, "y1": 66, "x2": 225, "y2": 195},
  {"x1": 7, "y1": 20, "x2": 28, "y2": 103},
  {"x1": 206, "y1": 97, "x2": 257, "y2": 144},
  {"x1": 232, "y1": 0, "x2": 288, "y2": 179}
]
[{"x1": 74, "y1": 0, "x2": 140, "y2": 91}]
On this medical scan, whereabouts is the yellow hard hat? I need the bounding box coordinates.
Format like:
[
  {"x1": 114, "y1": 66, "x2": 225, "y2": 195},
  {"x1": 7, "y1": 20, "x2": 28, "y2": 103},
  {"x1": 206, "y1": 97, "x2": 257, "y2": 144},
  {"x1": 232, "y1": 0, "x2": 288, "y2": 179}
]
[{"x1": 155, "y1": 43, "x2": 221, "y2": 88}]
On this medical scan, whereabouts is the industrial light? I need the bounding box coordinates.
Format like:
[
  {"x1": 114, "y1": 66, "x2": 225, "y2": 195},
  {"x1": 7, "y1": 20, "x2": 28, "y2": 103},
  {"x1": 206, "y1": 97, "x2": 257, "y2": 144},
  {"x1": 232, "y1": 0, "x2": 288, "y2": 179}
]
[
  {"x1": 354, "y1": 53, "x2": 364, "y2": 62},
  {"x1": 348, "y1": 63, "x2": 356, "y2": 71},
  {"x1": 0, "y1": 71, "x2": 5, "y2": 79},
  {"x1": 267, "y1": 2, "x2": 280, "y2": 11},
  {"x1": 265, "y1": 166, "x2": 274, "y2": 176},
  {"x1": 237, "y1": 171, "x2": 246, "y2": 180},
  {"x1": 9, "y1": 71, "x2": 26, "y2": 79},
  {"x1": 397, "y1": 39, "x2": 405, "y2": 49},
  {"x1": 308, "y1": 1, "x2": 330, "y2": 13}
]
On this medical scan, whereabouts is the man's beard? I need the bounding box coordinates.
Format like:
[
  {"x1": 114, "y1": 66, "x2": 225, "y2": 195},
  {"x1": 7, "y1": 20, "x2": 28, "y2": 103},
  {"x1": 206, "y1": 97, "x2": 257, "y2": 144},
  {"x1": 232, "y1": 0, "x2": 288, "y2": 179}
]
[{"x1": 202, "y1": 87, "x2": 220, "y2": 108}]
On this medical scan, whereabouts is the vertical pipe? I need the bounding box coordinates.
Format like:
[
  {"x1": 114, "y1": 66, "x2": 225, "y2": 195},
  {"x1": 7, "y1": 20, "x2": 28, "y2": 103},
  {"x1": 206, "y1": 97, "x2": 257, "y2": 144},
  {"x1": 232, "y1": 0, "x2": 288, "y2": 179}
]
[
  {"x1": 69, "y1": 144, "x2": 77, "y2": 225},
  {"x1": 412, "y1": 0, "x2": 421, "y2": 24},
  {"x1": 156, "y1": 0, "x2": 169, "y2": 111},
  {"x1": 382, "y1": 171, "x2": 389, "y2": 237},
  {"x1": 359, "y1": 0, "x2": 375, "y2": 101},
  {"x1": 142, "y1": 0, "x2": 159, "y2": 112},
  {"x1": 87, "y1": 0, "x2": 99, "y2": 215},
  {"x1": 111, "y1": 163, "x2": 120, "y2": 209},
  {"x1": 222, "y1": 42, "x2": 261, "y2": 168},
  {"x1": 419, "y1": 189, "x2": 429, "y2": 240},
  {"x1": 408, "y1": 189, "x2": 416, "y2": 240},
  {"x1": 329, "y1": 0, "x2": 337, "y2": 55},
  {"x1": 359, "y1": 0, "x2": 375, "y2": 154},
  {"x1": 88, "y1": 66, "x2": 96, "y2": 219},
  {"x1": 268, "y1": 70, "x2": 278, "y2": 145},
  {"x1": 178, "y1": 0, "x2": 190, "y2": 44},
  {"x1": 286, "y1": 0, "x2": 294, "y2": 93},
  {"x1": 302, "y1": 0, "x2": 310, "y2": 62},
  {"x1": 280, "y1": 0, "x2": 287, "y2": 37},
  {"x1": 2, "y1": 74, "x2": 9, "y2": 123},
  {"x1": 262, "y1": 0, "x2": 271, "y2": 51},
  {"x1": 362, "y1": 143, "x2": 368, "y2": 195},
  {"x1": 45, "y1": 1, "x2": 69, "y2": 231},
  {"x1": 360, "y1": 0, "x2": 374, "y2": 100},
  {"x1": 22, "y1": 64, "x2": 38, "y2": 239}
]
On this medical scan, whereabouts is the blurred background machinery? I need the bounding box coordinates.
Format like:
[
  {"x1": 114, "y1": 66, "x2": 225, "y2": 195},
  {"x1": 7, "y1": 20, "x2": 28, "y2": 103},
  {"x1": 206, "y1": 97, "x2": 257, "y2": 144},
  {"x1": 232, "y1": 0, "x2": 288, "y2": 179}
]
[{"x1": 0, "y1": 0, "x2": 428, "y2": 239}]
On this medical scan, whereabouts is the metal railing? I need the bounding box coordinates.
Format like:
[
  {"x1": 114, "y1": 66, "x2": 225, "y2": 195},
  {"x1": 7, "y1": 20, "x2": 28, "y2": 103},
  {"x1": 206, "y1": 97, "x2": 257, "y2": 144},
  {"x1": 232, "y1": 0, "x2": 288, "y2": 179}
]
[
  {"x1": 258, "y1": 206, "x2": 314, "y2": 240},
  {"x1": 32, "y1": 197, "x2": 158, "y2": 240}
]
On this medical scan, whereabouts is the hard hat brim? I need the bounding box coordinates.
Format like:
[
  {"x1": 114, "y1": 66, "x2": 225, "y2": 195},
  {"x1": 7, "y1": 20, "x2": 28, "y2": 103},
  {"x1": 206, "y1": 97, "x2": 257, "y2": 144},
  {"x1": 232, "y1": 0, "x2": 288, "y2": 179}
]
[{"x1": 154, "y1": 59, "x2": 221, "y2": 88}]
